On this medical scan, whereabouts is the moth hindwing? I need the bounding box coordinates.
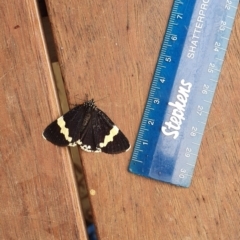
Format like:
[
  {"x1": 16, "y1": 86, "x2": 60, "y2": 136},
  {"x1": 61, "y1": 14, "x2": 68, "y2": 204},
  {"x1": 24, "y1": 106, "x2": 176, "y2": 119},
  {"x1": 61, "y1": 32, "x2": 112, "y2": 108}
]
[{"x1": 43, "y1": 99, "x2": 130, "y2": 154}]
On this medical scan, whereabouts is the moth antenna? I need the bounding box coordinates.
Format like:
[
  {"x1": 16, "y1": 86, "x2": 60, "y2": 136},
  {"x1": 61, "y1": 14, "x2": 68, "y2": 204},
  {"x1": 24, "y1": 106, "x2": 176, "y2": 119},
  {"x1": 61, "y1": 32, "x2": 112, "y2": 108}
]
[
  {"x1": 73, "y1": 94, "x2": 85, "y2": 103},
  {"x1": 94, "y1": 95, "x2": 109, "y2": 104}
]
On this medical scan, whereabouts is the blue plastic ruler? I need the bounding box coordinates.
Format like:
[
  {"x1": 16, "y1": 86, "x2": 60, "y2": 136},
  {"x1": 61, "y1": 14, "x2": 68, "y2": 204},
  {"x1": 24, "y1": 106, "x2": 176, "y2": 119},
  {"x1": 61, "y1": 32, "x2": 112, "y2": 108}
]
[{"x1": 129, "y1": 0, "x2": 239, "y2": 187}]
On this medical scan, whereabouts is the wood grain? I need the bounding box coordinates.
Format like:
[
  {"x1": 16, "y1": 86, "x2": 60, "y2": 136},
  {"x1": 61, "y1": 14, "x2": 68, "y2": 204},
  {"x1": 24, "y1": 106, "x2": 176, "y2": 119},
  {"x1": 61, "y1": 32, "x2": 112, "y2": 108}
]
[
  {"x1": 0, "y1": 0, "x2": 88, "y2": 239},
  {"x1": 45, "y1": 0, "x2": 240, "y2": 239}
]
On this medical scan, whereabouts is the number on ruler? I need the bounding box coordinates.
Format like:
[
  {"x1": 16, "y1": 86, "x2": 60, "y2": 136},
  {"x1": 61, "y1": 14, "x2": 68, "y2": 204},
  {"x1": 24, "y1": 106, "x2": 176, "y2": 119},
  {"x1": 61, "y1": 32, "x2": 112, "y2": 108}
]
[
  {"x1": 208, "y1": 63, "x2": 215, "y2": 73},
  {"x1": 214, "y1": 42, "x2": 221, "y2": 51},
  {"x1": 159, "y1": 77, "x2": 165, "y2": 83},
  {"x1": 179, "y1": 168, "x2": 187, "y2": 179},
  {"x1": 165, "y1": 56, "x2": 172, "y2": 62},
  {"x1": 225, "y1": 0, "x2": 232, "y2": 10},
  {"x1": 202, "y1": 84, "x2": 209, "y2": 94},
  {"x1": 190, "y1": 126, "x2": 198, "y2": 137},
  {"x1": 176, "y1": 14, "x2": 183, "y2": 19},
  {"x1": 185, "y1": 147, "x2": 192, "y2": 158},
  {"x1": 197, "y1": 105, "x2": 204, "y2": 115},
  {"x1": 171, "y1": 35, "x2": 177, "y2": 41},
  {"x1": 148, "y1": 119, "x2": 155, "y2": 125},
  {"x1": 219, "y1": 20, "x2": 227, "y2": 31}
]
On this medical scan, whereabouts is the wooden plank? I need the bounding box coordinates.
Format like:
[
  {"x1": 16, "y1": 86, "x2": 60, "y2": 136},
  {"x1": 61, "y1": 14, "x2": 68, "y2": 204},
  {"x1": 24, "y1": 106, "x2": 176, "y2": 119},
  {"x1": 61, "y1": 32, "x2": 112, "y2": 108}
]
[
  {"x1": 45, "y1": 0, "x2": 240, "y2": 239},
  {"x1": 0, "y1": 0, "x2": 88, "y2": 239}
]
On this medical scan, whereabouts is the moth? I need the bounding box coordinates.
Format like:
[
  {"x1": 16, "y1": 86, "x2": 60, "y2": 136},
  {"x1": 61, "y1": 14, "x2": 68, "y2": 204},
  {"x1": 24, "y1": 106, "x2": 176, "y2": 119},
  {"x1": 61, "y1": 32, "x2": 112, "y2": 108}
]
[{"x1": 42, "y1": 99, "x2": 130, "y2": 154}]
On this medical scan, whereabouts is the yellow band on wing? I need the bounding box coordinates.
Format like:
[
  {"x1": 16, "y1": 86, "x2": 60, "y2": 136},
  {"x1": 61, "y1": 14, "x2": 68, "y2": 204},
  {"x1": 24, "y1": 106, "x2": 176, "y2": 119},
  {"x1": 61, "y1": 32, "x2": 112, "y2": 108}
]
[
  {"x1": 57, "y1": 116, "x2": 73, "y2": 142},
  {"x1": 99, "y1": 126, "x2": 119, "y2": 148}
]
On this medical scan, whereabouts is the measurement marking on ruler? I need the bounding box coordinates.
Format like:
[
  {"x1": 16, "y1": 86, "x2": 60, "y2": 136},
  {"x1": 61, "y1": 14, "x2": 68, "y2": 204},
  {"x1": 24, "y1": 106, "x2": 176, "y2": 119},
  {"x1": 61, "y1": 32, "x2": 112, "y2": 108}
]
[
  {"x1": 198, "y1": 121, "x2": 206, "y2": 125},
  {"x1": 187, "y1": 163, "x2": 195, "y2": 167},
  {"x1": 196, "y1": 131, "x2": 203, "y2": 135},
  {"x1": 134, "y1": 144, "x2": 141, "y2": 149},
  {"x1": 204, "y1": 100, "x2": 212, "y2": 104},
  {"x1": 146, "y1": 103, "x2": 151, "y2": 107},
  {"x1": 165, "y1": 34, "x2": 171, "y2": 40},
  {"x1": 133, "y1": 147, "x2": 139, "y2": 153},
  {"x1": 190, "y1": 152, "x2": 198, "y2": 157},
  {"x1": 221, "y1": 36, "x2": 229, "y2": 40},
  {"x1": 216, "y1": 57, "x2": 224, "y2": 61},
  {"x1": 217, "y1": 47, "x2": 226, "y2": 52},
  {"x1": 210, "y1": 78, "x2": 217, "y2": 82},
  {"x1": 169, "y1": 18, "x2": 175, "y2": 23},
  {"x1": 192, "y1": 142, "x2": 200, "y2": 146},
  {"x1": 144, "y1": 110, "x2": 150, "y2": 115},
  {"x1": 133, "y1": 159, "x2": 143, "y2": 163},
  {"x1": 205, "y1": 89, "x2": 214, "y2": 93}
]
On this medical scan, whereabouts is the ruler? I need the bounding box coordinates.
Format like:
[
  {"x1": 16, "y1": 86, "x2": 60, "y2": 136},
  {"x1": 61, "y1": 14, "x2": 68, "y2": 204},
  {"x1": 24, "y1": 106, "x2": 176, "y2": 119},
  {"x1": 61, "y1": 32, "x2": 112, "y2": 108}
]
[{"x1": 128, "y1": 0, "x2": 239, "y2": 187}]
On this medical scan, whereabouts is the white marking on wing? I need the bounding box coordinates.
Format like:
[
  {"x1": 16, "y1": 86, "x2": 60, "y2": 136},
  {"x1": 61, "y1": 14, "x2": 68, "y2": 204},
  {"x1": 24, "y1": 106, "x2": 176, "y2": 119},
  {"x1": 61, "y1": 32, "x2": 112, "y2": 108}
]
[
  {"x1": 42, "y1": 133, "x2": 46, "y2": 140},
  {"x1": 125, "y1": 145, "x2": 131, "y2": 152},
  {"x1": 99, "y1": 125, "x2": 119, "y2": 148},
  {"x1": 57, "y1": 116, "x2": 72, "y2": 142},
  {"x1": 76, "y1": 140, "x2": 82, "y2": 145},
  {"x1": 68, "y1": 142, "x2": 77, "y2": 147},
  {"x1": 80, "y1": 145, "x2": 102, "y2": 153}
]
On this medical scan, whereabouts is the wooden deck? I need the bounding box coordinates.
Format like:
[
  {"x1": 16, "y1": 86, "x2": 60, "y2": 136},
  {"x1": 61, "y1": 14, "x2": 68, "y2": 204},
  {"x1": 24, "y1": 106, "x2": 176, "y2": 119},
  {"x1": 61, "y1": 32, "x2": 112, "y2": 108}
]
[{"x1": 0, "y1": 0, "x2": 239, "y2": 239}]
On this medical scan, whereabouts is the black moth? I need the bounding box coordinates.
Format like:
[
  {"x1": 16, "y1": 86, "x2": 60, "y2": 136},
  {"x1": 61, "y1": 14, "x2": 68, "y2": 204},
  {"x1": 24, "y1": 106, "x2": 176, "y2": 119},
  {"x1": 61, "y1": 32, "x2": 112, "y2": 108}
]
[{"x1": 42, "y1": 99, "x2": 130, "y2": 154}]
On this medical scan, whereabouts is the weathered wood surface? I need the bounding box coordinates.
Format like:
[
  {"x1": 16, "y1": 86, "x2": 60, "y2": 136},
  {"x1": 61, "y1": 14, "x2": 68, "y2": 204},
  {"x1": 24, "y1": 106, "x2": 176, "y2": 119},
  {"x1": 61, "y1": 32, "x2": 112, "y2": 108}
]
[
  {"x1": 0, "y1": 0, "x2": 88, "y2": 239},
  {"x1": 1, "y1": 0, "x2": 238, "y2": 239},
  {"x1": 45, "y1": 0, "x2": 240, "y2": 239},
  {"x1": 47, "y1": 0, "x2": 240, "y2": 240}
]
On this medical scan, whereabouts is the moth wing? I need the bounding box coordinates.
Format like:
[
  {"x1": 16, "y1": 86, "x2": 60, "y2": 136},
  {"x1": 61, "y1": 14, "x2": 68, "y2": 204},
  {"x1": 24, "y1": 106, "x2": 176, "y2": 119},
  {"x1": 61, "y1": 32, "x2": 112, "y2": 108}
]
[
  {"x1": 43, "y1": 105, "x2": 87, "y2": 146},
  {"x1": 78, "y1": 110, "x2": 130, "y2": 154}
]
